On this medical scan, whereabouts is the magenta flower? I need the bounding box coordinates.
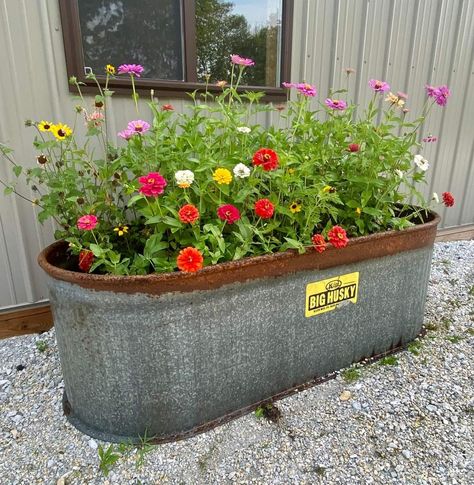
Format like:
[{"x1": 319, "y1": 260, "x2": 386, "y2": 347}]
[
  {"x1": 423, "y1": 135, "x2": 438, "y2": 143},
  {"x1": 426, "y1": 84, "x2": 451, "y2": 106},
  {"x1": 77, "y1": 214, "x2": 98, "y2": 231},
  {"x1": 296, "y1": 83, "x2": 317, "y2": 97},
  {"x1": 397, "y1": 91, "x2": 408, "y2": 100},
  {"x1": 127, "y1": 120, "x2": 150, "y2": 134},
  {"x1": 325, "y1": 98, "x2": 347, "y2": 110},
  {"x1": 368, "y1": 79, "x2": 390, "y2": 93},
  {"x1": 117, "y1": 64, "x2": 144, "y2": 77},
  {"x1": 425, "y1": 85, "x2": 437, "y2": 97},
  {"x1": 118, "y1": 129, "x2": 134, "y2": 140},
  {"x1": 230, "y1": 54, "x2": 255, "y2": 67},
  {"x1": 138, "y1": 172, "x2": 167, "y2": 197},
  {"x1": 217, "y1": 204, "x2": 241, "y2": 224},
  {"x1": 433, "y1": 85, "x2": 451, "y2": 106},
  {"x1": 282, "y1": 82, "x2": 296, "y2": 89}
]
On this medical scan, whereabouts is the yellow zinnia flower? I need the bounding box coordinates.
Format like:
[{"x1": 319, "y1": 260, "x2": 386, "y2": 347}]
[
  {"x1": 51, "y1": 123, "x2": 72, "y2": 141},
  {"x1": 113, "y1": 225, "x2": 129, "y2": 236},
  {"x1": 213, "y1": 168, "x2": 232, "y2": 185},
  {"x1": 288, "y1": 168, "x2": 295, "y2": 174},
  {"x1": 356, "y1": 207, "x2": 362, "y2": 216},
  {"x1": 323, "y1": 185, "x2": 334, "y2": 193},
  {"x1": 106, "y1": 64, "x2": 116, "y2": 75},
  {"x1": 289, "y1": 201, "x2": 302, "y2": 213},
  {"x1": 38, "y1": 120, "x2": 53, "y2": 132}
]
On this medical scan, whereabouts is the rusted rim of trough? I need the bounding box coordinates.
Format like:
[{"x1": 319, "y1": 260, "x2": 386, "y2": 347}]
[{"x1": 38, "y1": 211, "x2": 440, "y2": 296}]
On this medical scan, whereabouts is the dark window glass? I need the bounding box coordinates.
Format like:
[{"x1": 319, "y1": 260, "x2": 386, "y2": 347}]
[
  {"x1": 196, "y1": 0, "x2": 283, "y2": 86},
  {"x1": 77, "y1": 0, "x2": 184, "y2": 80}
]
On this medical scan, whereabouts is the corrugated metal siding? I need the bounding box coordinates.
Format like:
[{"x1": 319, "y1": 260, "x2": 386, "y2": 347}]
[{"x1": 0, "y1": 0, "x2": 472, "y2": 308}]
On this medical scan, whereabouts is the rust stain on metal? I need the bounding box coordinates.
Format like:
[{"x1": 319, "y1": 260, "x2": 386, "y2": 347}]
[{"x1": 38, "y1": 212, "x2": 440, "y2": 296}]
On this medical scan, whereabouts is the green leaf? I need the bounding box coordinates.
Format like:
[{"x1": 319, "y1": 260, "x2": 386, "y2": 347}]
[
  {"x1": 126, "y1": 194, "x2": 145, "y2": 207},
  {"x1": 13, "y1": 165, "x2": 22, "y2": 177},
  {"x1": 144, "y1": 234, "x2": 168, "y2": 259},
  {"x1": 89, "y1": 244, "x2": 105, "y2": 257},
  {"x1": 3, "y1": 186, "x2": 14, "y2": 196}
]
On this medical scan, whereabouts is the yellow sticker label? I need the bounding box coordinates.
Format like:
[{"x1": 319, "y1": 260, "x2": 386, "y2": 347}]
[{"x1": 305, "y1": 272, "x2": 359, "y2": 317}]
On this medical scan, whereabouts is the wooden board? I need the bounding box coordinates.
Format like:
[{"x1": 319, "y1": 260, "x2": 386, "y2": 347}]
[{"x1": 0, "y1": 304, "x2": 53, "y2": 339}]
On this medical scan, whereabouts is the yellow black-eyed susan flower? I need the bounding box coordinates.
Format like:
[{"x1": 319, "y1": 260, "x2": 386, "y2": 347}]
[
  {"x1": 38, "y1": 120, "x2": 53, "y2": 132},
  {"x1": 51, "y1": 123, "x2": 72, "y2": 141},
  {"x1": 113, "y1": 225, "x2": 129, "y2": 236},
  {"x1": 105, "y1": 64, "x2": 116, "y2": 75},
  {"x1": 289, "y1": 201, "x2": 302, "y2": 214}
]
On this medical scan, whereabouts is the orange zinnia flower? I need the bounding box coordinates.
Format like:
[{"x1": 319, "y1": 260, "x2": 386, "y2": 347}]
[{"x1": 177, "y1": 247, "x2": 204, "y2": 272}]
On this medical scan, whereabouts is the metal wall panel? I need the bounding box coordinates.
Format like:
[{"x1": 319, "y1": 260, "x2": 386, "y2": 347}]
[{"x1": 0, "y1": 0, "x2": 472, "y2": 308}]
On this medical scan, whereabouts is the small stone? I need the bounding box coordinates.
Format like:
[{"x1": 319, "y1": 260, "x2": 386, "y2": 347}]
[
  {"x1": 16, "y1": 364, "x2": 26, "y2": 371},
  {"x1": 57, "y1": 472, "x2": 71, "y2": 485},
  {"x1": 47, "y1": 459, "x2": 56, "y2": 468},
  {"x1": 10, "y1": 429, "x2": 19, "y2": 439},
  {"x1": 340, "y1": 390, "x2": 352, "y2": 401},
  {"x1": 88, "y1": 438, "x2": 98, "y2": 450},
  {"x1": 352, "y1": 401, "x2": 362, "y2": 411},
  {"x1": 402, "y1": 450, "x2": 412, "y2": 459}
]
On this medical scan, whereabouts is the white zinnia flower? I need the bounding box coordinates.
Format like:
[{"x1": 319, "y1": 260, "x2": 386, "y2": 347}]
[
  {"x1": 395, "y1": 169, "x2": 404, "y2": 179},
  {"x1": 236, "y1": 126, "x2": 251, "y2": 134},
  {"x1": 414, "y1": 154, "x2": 429, "y2": 172},
  {"x1": 233, "y1": 163, "x2": 251, "y2": 178},
  {"x1": 432, "y1": 192, "x2": 439, "y2": 203},
  {"x1": 175, "y1": 170, "x2": 194, "y2": 188}
]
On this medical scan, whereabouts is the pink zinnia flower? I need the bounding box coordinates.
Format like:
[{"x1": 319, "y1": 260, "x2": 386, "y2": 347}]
[
  {"x1": 217, "y1": 204, "x2": 241, "y2": 224},
  {"x1": 433, "y1": 85, "x2": 451, "y2": 106},
  {"x1": 127, "y1": 120, "x2": 150, "y2": 134},
  {"x1": 423, "y1": 135, "x2": 438, "y2": 143},
  {"x1": 282, "y1": 82, "x2": 296, "y2": 89},
  {"x1": 368, "y1": 79, "x2": 390, "y2": 92},
  {"x1": 138, "y1": 172, "x2": 167, "y2": 197},
  {"x1": 296, "y1": 83, "x2": 317, "y2": 97},
  {"x1": 230, "y1": 54, "x2": 255, "y2": 67},
  {"x1": 86, "y1": 111, "x2": 104, "y2": 127},
  {"x1": 118, "y1": 129, "x2": 134, "y2": 140},
  {"x1": 77, "y1": 214, "x2": 98, "y2": 231},
  {"x1": 325, "y1": 98, "x2": 347, "y2": 110},
  {"x1": 117, "y1": 64, "x2": 144, "y2": 77},
  {"x1": 425, "y1": 85, "x2": 437, "y2": 97},
  {"x1": 397, "y1": 91, "x2": 408, "y2": 100},
  {"x1": 161, "y1": 104, "x2": 174, "y2": 111}
]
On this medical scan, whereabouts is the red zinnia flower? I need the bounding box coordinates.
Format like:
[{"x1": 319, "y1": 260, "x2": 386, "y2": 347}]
[
  {"x1": 78, "y1": 250, "x2": 94, "y2": 272},
  {"x1": 177, "y1": 247, "x2": 204, "y2": 273},
  {"x1": 178, "y1": 204, "x2": 200, "y2": 224},
  {"x1": 138, "y1": 172, "x2": 167, "y2": 197},
  {"x1": 311, "y1": 234, "x2": 326, "y2": 253},
  {"x1": 254, "y1": 198, "x2": 275, "y2": 219},
  {"x1": 217, "y1": 204, "x2": 241, "y2": 224},
  {"x1": 442, "y1": 192, "x2": 455, "y2": 207},
  {"x1": 327, "y1": 225, "x2": 349, "y2": 249},
  {"x1": 348, "y1": 143, "x2": 360, "y2": 152},
  {"x1": 252, "y1": 148, "x2": 279, "y2": 171}
]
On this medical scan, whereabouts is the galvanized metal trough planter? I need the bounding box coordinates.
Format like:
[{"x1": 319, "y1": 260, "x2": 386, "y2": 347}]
[{"x1": 38, "y1": 212, "x2": 439, "y2": 443}]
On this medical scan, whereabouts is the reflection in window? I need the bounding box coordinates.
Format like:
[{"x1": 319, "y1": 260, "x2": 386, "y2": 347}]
[
  {"x1": 196, "y1": 0, "x2": 283, "y2": 86},
  {"x1": 77, "y1": 0, "x2": 184, "y2": 80}
]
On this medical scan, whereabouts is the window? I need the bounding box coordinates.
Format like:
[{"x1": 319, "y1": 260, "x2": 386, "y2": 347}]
[{"x1": 59, "y1": 0, "x2": 293, "y2": 100}]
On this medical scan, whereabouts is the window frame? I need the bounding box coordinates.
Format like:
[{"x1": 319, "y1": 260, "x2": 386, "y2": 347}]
[{"x1": 58, "y1": 0, "x2": 293, "y2": 101}]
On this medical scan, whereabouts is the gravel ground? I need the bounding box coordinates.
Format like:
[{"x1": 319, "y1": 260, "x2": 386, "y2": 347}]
[{"x1": 0, "y1": 240, "x2": 473, "y2": 485}]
